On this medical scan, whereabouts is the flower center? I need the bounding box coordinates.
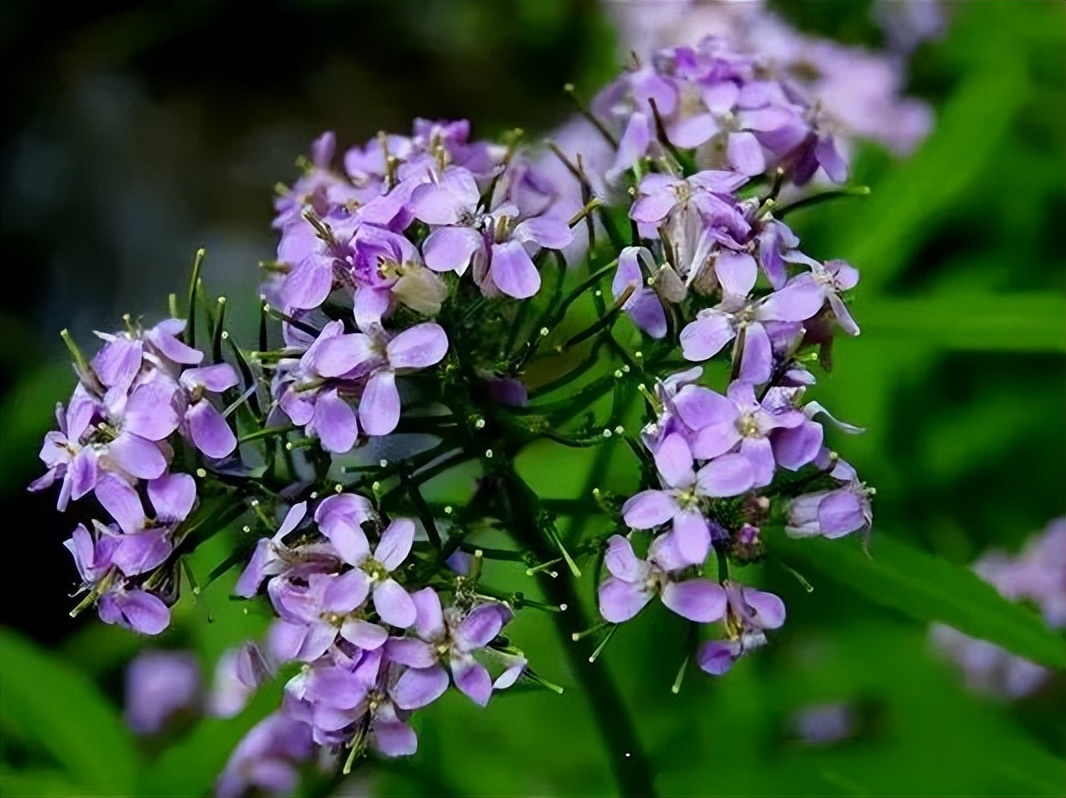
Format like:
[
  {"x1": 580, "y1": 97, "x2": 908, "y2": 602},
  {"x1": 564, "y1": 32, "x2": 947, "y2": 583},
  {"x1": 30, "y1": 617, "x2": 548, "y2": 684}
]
[{"x1": 361, "y1": 557, "x2": 389, "y2": 582}]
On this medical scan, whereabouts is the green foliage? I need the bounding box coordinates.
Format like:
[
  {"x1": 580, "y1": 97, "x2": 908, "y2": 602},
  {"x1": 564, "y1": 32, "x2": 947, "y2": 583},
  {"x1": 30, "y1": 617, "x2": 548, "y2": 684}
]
[
  {"x1": 765, "y1": 528, "x2": 1065, "y2": 670},
  {"x1": 0, "y1": 629, "x2": 140, "y2": 796}
]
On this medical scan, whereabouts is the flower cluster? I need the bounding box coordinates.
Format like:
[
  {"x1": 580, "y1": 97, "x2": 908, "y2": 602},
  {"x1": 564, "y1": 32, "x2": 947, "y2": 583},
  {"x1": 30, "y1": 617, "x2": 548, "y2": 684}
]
[
  {"x1": 34, "y1": 28, "x2": 888, "y2": 796},
  {"x1": 932, "y1": 518, "x2": 1065, "y2": 698},
  {"x1": 33, "y1": 319, "x2": 240, "y2": 634},
  {"x1": 233, "y1": 498, "x2": 524, "y2": 763}
]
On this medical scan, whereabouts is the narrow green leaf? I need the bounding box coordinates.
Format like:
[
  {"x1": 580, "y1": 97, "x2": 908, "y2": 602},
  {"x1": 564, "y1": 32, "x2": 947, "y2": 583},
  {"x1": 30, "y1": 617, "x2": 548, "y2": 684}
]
[
  {"x1": 837, "y1": 60, "x2": 1027, "y2": 292},
  {"x1": 0, "y1": 629, "x2": 140, "y2": 794},
  {"x1": 0, "y1": 767, "x2": 87, "y2": 798},
  {"x1": 765, "y1": 529, "x2": 1065, "y2": 670},
  {"x1": 861, "y1": 292, "x2": 1066, "y2": 352}
]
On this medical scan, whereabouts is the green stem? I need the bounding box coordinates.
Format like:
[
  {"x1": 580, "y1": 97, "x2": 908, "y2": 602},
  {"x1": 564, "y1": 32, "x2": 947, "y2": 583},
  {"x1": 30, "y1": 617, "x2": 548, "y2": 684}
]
[{"x1": 497, "y1": 464, "x2": 657, "y2": 797}]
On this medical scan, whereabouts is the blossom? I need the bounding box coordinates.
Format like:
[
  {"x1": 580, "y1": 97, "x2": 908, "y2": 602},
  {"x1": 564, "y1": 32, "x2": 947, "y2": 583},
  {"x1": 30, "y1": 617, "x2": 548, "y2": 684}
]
[
  {"x1": 216, "y1": 712, "x2": 314, "y2": 798},
  {"x1": 387, "y1": 589, "x2": 515, "y2": 708},
  {"x1": 124, "y1": 651, "x2": 201, "y2": 735},
  {"x1": 698, "y1": 581, "x2": 786, "y2": 676},
  {"x1": 598, "y1": 534, "x2": 727, "y2": 624}
]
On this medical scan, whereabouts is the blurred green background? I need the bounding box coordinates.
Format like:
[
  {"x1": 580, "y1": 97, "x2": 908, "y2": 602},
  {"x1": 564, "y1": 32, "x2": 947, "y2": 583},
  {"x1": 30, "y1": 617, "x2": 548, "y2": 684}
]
[{"x1": 1, "y1": 1, "x2": 1063, "y2": 796}]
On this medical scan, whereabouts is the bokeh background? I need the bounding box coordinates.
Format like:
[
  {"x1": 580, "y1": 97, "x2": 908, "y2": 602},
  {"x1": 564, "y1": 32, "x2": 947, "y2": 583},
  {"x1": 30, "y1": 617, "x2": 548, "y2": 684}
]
[{"x1": 1, "y1": 1, "x2": 1063, "y2": 796}]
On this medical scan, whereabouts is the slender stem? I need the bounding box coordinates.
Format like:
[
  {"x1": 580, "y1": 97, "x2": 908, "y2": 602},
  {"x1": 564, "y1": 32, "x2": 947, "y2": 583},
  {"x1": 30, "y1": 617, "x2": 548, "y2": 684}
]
[{"x1": 497, "y1": 464, "x2": 657, "y2": 797}]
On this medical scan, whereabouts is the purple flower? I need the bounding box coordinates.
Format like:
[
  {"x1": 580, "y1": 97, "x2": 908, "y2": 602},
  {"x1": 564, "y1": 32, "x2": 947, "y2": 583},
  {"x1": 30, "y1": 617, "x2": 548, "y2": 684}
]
[
  {"x1": 210, "y1": 642, "x2": 273, "y2": 719},
  {"x1": 387, "y1": 589, "x2": 514, "y2": 709},
  {"x1": 311, "y1": 498, "x2": 415, "y2": 630},
  {"x1": 628, "y1": 171, "x2": 748, "y2": 226},
  {"x1": 178, "y1": 363, "x2": 239, "y2": 458},
  {"x1": 612, "y1": 246, "x2": 667, "y2": 339},
  {"x1": 597, "y1": 534, "x2": 727, "y2": 624},
  {"x1": 124, "y1": 650, "x2": 201, "y2": 734},
  {"x1": 786, "y1": 480, "x2": 873, "y2": 540},
  {"x1": 414, "y1": 167, "x2": 572, "y2": 299},
  {"x1": 314, "y1": 321, "x2": 449, "y2": 436},
  {"x1": 272, "y1": 320, "x2": 367, "y2": 453},
  {"x1": 216, "y1": 712, "x2": 314, "y2": 798},
  {"x1": 30, "y1": 385, "x2": 99, "y2": 510},
  {"x1": 622, "y1": 432, "x2": 754, "y2": 561},
  {"x1": 698, "y1": 581, "x2": 786, "y2": 676},
  {"x1": 678, "y1": 381, "x2": 806, "y2": 488},
  {"x1": 679, "y1": 277, "x2": 826, "y2": 381}
]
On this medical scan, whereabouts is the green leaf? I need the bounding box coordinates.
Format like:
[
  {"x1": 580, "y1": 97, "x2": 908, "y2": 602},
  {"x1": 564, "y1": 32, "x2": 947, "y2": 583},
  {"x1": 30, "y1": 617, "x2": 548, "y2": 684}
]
[
  {"x1": 141, "y1": 675, "x2": 282, "y2": 796},
  {"x1": 836, "y1": 60, "x2": 1028, "y2": 293},
  {"x1": 765, "y1": 529, "x2": 1065, "y2": 671},
  {"x1": 861, "y1": 292, "x2": 1066, "y2": 352},
  {"x1": 0, "y1": 767, "x2": 87, "y2": 798},
  {"x1": 0, "y1": 628, "x2": 140, "y2": 794}
]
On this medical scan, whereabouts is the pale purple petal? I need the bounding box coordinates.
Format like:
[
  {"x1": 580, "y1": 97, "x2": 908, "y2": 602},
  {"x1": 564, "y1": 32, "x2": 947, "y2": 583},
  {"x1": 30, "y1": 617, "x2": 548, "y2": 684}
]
[
  {"x1": 451, "y1": 658, "x2": 493, "y2": 707},
  {"x1": 654, "y1": 433, "x2": 695, "y2": 490},
  {"x1": 313, "y1": 389, "x2": 359, "y2": 453},
  {"x1": 692, "y1": 422, "x2": 743, "y2": 460},
  {"x1": 340, "y1": 619, "x2": 388, "y2": 650},
  {"x1": 322, "y1": 569, "x2": 371, "y2": 613},
  {"x1": 738, "y1": 323, "x2": 773, "y2": 385},
  {"x1": 104, "y1": 590, "x2": 170, "y2": 635},
  {"x1": 124, "y1": 381, "x2": 180, "y2": 441},
  {"x1": 603, "y1": 535, "x2": 651, "y2": 583},
  {"x1": 181, "y1": 364, "x2": 239, "y2": 393},
  {"x1": 514, "y1": 217, "x2": 573, "y2": 250},
  {"x1": 727, "y1": 131, "x2": 766, "y2": 176},
  {"x1": 716, "y1": 252, "x2": 758, "y2": 298},
  {"x1": 773, "y1": 423, "x2": 824, "y2": 471},
  {"x1": 698, "y1": 640, "x2": 741, "y2": 676},
  {"x1": 390, "y1": 665, "x2": 449, "y2": 710},
  {"x1": 680, "y1": 313, "x2": 735, "y2": 362},
  {"x1": 668, "y1": 113, "x2": 717, "y2": 148},
  {"x1": 283, "y1": 259, "x2": 332, "y2": 311},
  {"x1": 489, "y1": 240, "x2": 540, "y2": 300},
  {"x1": 742, "y1": 588, "x2": 787, "y2": 630},
  {"x1": 186, "y1": 401, "x2": 238, "y2": 458},
  {"x1": 385, "y1": 637, "x2": 437, "y2": 668},
  {"x1": 598, "y1": 577, "x2": 653, "y2": 623},
  {"x1": 661, "y1": 579, "x2": 727, "y2": 623},
  {"x1": 818, "y1": 490, "x2": 866, "y2": 538},
  {"x1": 455, "y1": 604, "x2": 509, "y2": 651},
  {"x1": 108, "y1": 433, "x2": 167, "y2": 480},
  {"x1": 411, "y1": 587, "x2": 446, "y2": 641},
  {"x1": 740, "y1": 436, "x2": 776, "y2": 488},
  {"x1": 387, "y1": 324, "x2": 449, "y2": 370},
  {"x1": 95, "y1": 474, "x2": 145, "y2": 534},
  {"x1": 673, "y1": 385, "x2": 737, "y2": 432},
  {"x1": 673, "y1": 511, "x2": 711, "y2": 566},
  {"x1": 353, "y1": 286, "x2": 392, "y2": 331},
  {"x1": 816, "y1": 136, "x2": 848, "y2": 184},
  {"x1": 373, "y1": 579, "x2": 416, "y2": 628},
  {"x1": 411, "y1": 170, "x2": 478, "y2": 224},
  {"x1": 147, "y1": 473, "x2": 196, "y2": 524},
  {"x1": 69, "y1": 448, "x2": 99, "y2": 500},
  {"x1": 112, "y1": 528, "x2": 173, "y2": 576},
  {"x1": 607, "y1": 112, "x2": 651, "y2": 182},
  {"x1": 621, "y1": 489, "x2": 679, "y2": 529},
  {"x1": 93, "y1": 339, "x2": 142, "y2": 390},
  {"x1": 629, "y1": 190, "x2": 678, "y2": 224},
  {"x1": 757, "y1": 277, "x2": 825, "y2": 322},
  {"x1": 359, "y1": 370, "x2": 400, "y2": 437},
  {"x1": 315, "y1": 334, "x2": 375, "y2": 378},
  {"x1": 422, "y1": 226, "x2": 483, "y2": 274},
  {"x1": 376, "y1": 518, "x2": 415, "y2": 572},
  {"x1": 372, "y1": 716, "x2": 418, "y2": 757},
  {"x1": 696, "y1": 453, "x2": 754, "y2": 497}
]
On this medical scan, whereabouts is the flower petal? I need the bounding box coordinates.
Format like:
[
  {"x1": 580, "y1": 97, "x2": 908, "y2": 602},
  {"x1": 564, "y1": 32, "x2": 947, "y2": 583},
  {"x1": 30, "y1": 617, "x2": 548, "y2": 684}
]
[
  {"x1": 359, "y1": 371, "x2": 400, "y2": 437},
  {"x1": 386, "y1": 324, "x2": 449, "y2": 370},
  {"x1": 696, "y1": 453, "x2": 754, "y2": 497},
  {"x1": 376, "y1": 518, "x2": 415, "y2": 572},
  {"x1": 186, "y1": 401, "x2": 238, "y2": 458},
  {"x1": 451, "y1": 657, "x2": 493, "y2": 707},
  {"x1": 597, "y1": 577, "x2": 653, "y2": 623},
  {"x1": 621, "y1": 489, "x2": 679, "y2": 529},
  {"x1": 312, "y1": 389, "x2": 359, "y2": 453},
  {"x1": 489, "y1": 240, "x2": 541, "y2": 299},
  {"x1": 373, "y1": 579, "x2": 416, "y2": 629},
  {"x1": 390, "y1": 665, "x2": 449, "y2": 710},
  {"x1": 661, "y1": 579, "x2": 727, "y2": 623}
]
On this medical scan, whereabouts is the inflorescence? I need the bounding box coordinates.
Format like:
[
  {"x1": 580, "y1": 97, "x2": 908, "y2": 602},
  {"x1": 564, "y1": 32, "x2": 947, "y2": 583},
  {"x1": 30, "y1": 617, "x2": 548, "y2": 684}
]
[{"x1": 35, "y1": 34, "x2": 881, "y2": 794}]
